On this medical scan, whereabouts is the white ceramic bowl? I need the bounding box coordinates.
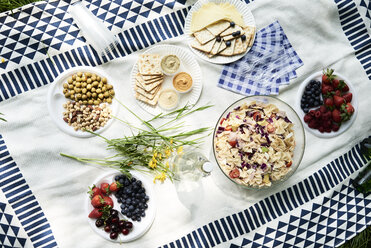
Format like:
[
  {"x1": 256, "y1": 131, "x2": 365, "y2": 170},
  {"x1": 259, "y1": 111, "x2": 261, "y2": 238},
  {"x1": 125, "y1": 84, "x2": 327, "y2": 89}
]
[{"x1": 295, "y1": 71, "x2": 358, "y2": 138}]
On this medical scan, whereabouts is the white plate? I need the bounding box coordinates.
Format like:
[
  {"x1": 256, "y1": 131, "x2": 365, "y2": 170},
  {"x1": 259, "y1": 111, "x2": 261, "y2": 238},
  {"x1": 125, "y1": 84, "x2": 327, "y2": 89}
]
[
  {"x1": 184, "y1": 0, "x2": 256, "y2": 64},
  {"x1": 131, "y1": 45, "x2": 202, "y2": 115},
  {"x1": 295, "y1": 71, "x2": 358, "y2": 138},
  {"x1": 47, "y1": 66, "x2": 118, "y2": 138},
  {"x1": 86, "y1": 170, "x2": 156, "y2": 243}
]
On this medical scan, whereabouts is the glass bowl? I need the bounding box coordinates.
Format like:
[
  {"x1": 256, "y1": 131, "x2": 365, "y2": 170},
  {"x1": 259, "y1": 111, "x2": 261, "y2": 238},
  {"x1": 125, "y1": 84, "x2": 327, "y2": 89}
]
[{"x1": 212, "y1": 96, "x2": 306, "y2": 189}]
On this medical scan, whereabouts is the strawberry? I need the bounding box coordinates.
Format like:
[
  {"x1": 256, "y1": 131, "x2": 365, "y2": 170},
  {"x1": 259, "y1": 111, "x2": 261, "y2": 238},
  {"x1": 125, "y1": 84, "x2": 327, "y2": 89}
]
[
  {"x1": 88, "y1": 185, "x2": 102, "y2": 199},
  {"x1": 332, "y1": 109, "x2": 342, "y2": 123},
  {"x1": 109, "y1": 181, "x2": 121, "y2": 193},
  {"x1": 324, "y1": 97, "x2": 334, "y2": 108},
  {"x1": 334, "y1": 90, "x2": 342, "y2": 96},
  {"x1": 333, "y1": 95, "x2": 345, "y2": 108},
  {"x1": 304, "y1": 114, "x2": 312, "y2": 123},
  {"x1": 91, "y1": 195, "x2": 104, "y2": 208},
  {"x1": 100, "y1": 183, "x2": 110, "y2": 195},
  {"x1": 103, "y1": 196, "x2": 114, "y2": 207},
  {"x1": 229, "y1": 168, "x2": 240, "y2": 179},
  {"x1": 88, "y1": 208, "x2": 103, "y2": 219},
  {"x1": 340, "y1": 80, "x2": 349, "y2": 92},
  {"x1": 333, "y1": 78, "x2": 340, "y2": 89},
  {"x1": 332, "y1": 123, "x2": 340, "y2": 132},
  {"x1": 342, "y1": 92, "x2": 352, "y2": 103},
  {"x1": 322, "y1": 68, "x2": 335, "y2": 84},
  {"x1": 322, "y1": 85, "x2": 334, "y2": 96}
]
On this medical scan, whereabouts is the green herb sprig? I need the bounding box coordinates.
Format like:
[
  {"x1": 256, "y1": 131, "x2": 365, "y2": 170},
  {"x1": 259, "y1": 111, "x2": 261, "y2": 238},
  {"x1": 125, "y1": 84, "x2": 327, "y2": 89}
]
[{"x1": 61, "y1": 99, "x2": 212, "y2": 183}]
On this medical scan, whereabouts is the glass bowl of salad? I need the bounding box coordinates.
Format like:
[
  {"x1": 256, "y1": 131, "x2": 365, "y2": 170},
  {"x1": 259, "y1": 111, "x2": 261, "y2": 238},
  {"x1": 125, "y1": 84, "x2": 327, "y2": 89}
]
[{"x1": 212, "y1": 96, "x2": 305, "y2": 189}]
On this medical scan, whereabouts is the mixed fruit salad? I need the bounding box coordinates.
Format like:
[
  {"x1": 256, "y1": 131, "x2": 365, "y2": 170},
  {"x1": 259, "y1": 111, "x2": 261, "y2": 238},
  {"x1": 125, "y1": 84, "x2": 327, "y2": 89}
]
[
  {"x1": 301, "y1": 68, "x2": 355, "y2": 133},
  {"x1": 87, "y1": 174, "x2": 150, "y2": 240}
]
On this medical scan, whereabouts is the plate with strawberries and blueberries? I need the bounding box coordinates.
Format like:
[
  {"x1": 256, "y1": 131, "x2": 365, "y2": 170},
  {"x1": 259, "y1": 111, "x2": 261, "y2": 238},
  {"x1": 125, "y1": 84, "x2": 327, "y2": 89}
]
[
  {"x1": 86, "y1": 171, "x2": 156, "y2": 242},
  {"x1": 296, "y1": 68, "x2": 357, "y2": 138}
]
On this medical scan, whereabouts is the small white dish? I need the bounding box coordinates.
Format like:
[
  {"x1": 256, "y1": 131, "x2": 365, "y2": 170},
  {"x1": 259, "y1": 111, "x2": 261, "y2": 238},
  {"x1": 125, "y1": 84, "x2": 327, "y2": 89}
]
[
  {"x1": 131, "y1": 45, "x2": 202, "y2": 116},
  {"x1": 86, "y1": 170, "x2": 156, "y2": 243},
  {"x1": 295, "y1": 71, "x2": 358, "y2": 138},
  {"x1": 172, "y1": 72, "x2": 194, "y2": 94},
  {"x1": 184, "y1": 0, "x2": 256, "y2": 64},
  {"x1": 160, "y1": 54, "x2": 181, "y2": 76},
  {"x1": 158, "y1": 89, "x2": 179, "y2": 110},
  {"x1": 47, "y1": 66, "x2": 118, "y2": 138}
]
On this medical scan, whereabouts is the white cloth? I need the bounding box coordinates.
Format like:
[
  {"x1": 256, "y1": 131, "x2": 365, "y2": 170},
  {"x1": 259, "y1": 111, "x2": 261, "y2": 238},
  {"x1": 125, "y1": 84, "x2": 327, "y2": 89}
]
[{"x1": 0, "y1": 0, "x2": 370, "y2": 247}]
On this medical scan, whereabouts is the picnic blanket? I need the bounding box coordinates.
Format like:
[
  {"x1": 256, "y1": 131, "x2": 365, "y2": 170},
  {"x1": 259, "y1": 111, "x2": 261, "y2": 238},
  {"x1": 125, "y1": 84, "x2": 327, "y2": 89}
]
[{"x1": 0, "y1": 0, "x2": 370, "y2": 247}]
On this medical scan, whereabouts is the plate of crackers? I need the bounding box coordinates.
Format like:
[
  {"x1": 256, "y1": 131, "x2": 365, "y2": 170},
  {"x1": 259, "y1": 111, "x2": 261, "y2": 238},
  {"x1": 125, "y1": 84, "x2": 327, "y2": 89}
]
[
  {"x1": 185, "y1": 0, "x2": 256, "y2": 64},
  {"x1": 130, "y1": 45, "x2": 202, "y2": 115}
]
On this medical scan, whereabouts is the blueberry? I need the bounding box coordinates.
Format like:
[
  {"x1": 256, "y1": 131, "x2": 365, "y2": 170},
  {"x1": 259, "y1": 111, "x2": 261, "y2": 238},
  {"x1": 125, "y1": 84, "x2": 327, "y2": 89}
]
[
  {"x1": 131, "y1": 177, "x2": 137, "y2": 183},
  {"x1": 121, "y1": 210, "x2": 125, "y2": 215},
  {"x1": 232, "y1": 31, "x2": 238, "y2": 37},
  {"x1": 241, "y1": 35, "x2": 246, "y2": 41},
  {"x1": 309, "y1": 79, "x2": 316, "y2": 84},
  {"x1": 309, "y1": 99, "x2": 314, "y2": 105},
  {"x1": 145, "y1": 195, "x2": 149, "y2": 201},
  {"x1": 118, "y1": 178, "x2": 124, "y2": 184},
  {"x1": 306, "y1": 85, "x2": 311, "y2": 90},
  {"x1": 141, "y1": 212, "x2": 146, "y2": 217},
  {"x1": 304, "y1": 108, "x2": 309, "y2": 113},
  {"x1": 137, "y1": 217, "x2": 141, "y2": 222},
  {"x1": 305, "y1": 104, "x2": 309, "y2": 108},
  {"x1": 115, "y1": 175, "x2": 120, "y2": 181},
  {"x1": 216, "y1": 36, "x2": 221, "y2": 42},
  {"x1": 127, "y1": 212, "x2": 132, "y2": 217},
  {"x1": 144, "y1": 203, "x2": 148, "y2": 209},
  {"x1": 226, "y1": 41, "x2": 231, "y2": 47},
  {"x1": 301, "y1": 103, "x2": 305, "y2": 109},
  {"x1": 314, "y1": 101, "x2": 319, "y2": 106},
  {"x1": 230, "y1": 22, "x2": 235, "y2": 27},
  {"x1": 129, "y1": 205, "x2": 134, "y2": 211}
]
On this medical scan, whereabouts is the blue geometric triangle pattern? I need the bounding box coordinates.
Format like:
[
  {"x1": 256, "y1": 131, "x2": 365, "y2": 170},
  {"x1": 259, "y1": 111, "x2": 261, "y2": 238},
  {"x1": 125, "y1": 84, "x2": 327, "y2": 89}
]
[
  {"x1": 232, "y1": 180, "x2": 371, "y2": 248},
  {"x1": 0, "y1": 201, "x2": 28, "y2": 247}
]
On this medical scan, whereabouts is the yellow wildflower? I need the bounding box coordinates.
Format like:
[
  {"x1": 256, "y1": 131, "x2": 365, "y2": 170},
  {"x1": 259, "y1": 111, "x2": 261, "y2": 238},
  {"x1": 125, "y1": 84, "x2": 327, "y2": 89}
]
[
  {"x1": 153, "y1": 152, "x2": 157, "y2": 158},
  {"x1": 165, "y1": 161, "x2": 169, "y2": 168},
  {"x1": 170, "y1": 139, "x2": 173, "y2": 144},
  {"x1": 1, "y1": 58, "x2": 4, "y2": 63},
  {"x1": 149, "y1": 160, "x2": 156, "y2": 169},
  {"x1": 158, "y1": 153, "x2": 162, "y2": 160},
  {"x1": 165, "y1": 149, "x2": 171, "y2": 157},
  {"x1": 153, "y1": 172, "x2": 167, "y2": 183},
  {"x1": 177, "y1": 146, "x2": 183, "y2": 154}
]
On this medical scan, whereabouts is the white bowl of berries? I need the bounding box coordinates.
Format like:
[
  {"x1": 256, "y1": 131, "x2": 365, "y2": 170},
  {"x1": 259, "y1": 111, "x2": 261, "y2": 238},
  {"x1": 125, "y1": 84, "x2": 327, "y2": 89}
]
[
  {"x1": 296, "y1": 69, "x2": 357, "y2": 138},
  {"x1": 86, "y1": 170, "x2": 156, "y2": 242}
]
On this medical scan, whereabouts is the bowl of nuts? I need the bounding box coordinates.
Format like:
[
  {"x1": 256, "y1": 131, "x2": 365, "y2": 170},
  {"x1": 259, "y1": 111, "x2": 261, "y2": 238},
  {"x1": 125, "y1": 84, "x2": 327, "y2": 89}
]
[{"x1": 47, "y1": 66, "x2": 118, "y2": 137}]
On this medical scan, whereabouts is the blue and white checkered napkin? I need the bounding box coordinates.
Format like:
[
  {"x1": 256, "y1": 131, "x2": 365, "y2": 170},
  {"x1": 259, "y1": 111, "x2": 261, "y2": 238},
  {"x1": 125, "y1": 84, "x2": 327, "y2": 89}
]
[{"x1": 218, "y1": 20, "x2": 304, "y2": 96}]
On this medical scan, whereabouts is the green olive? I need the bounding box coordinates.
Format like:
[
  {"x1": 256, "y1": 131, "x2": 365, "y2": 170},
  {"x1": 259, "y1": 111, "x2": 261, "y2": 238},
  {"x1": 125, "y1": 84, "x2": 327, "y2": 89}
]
[
  {"x1": 81, "y1": 76, "x2": 86, "y2": 82},
  {"x1": 106, "y1": 98, "x2": 112, "y2": 104},
  {"x1": 77, "y1": 72, "x2": 82, "y2": 77},
  {"x1": 92, "y1": 93, "x2": 97, "y2": 98},
  {"x1": 85, "y1": 72, "x2": 91, "y2": 78},
  {"x1": 102, "y1": 86, "x2": 107, "y2": 92},
  {"x1": 96, "y1": 88, "x2": 102, "y2": 94},
  {"x1": 68, "y1": 84, "x2": 73, "y2": 90},
  {"x1": 87, "y1": 92, "x2": 92, "y2": 98},
  {"x1": 98, "y1": 83, "x2": 103, "y2": 88},
  {"x1": 76, "y1": 88, "x2": 81, "y2": 93},
  {"x1": 82, "y1": 82, "x2": 87, "y2": 88},
  {"x1": 88, "y1": 100, "x2": 94, "y2": 105},
  {"x1": 94, "y1": 100, "x2": 99, "y2": 105},
  {"x1": 76, "y1": 77, "x2": 81, "y2": 82},
  {"x1": 70, "y1": 94, "x2": 75, "y2": 99},
  {"x1": 83, "y1": 100, "x2": 88, "y2": 105},
  {"x1": 65, "y1": 92, "x2": 71, "y2": 98},
  {"x1": 76, "y1": 93, "x2": 82, "y2": 99},
  {"x1": 70, "y1": 90, "x2": 75, "y2": 95},
  {"x1": 63, "y1": 83, "x2": 68, "y2": 89},
  {"x1": 98, "y1": 93, "x2": 104, "y2": 99},
  {"x1": 91, "y1": 75, "x2": 97, "y2": 81},
  {"x1": 107, "y1": 84, "x2": 113, "y2": 90},
  {"x1": 92, "y1": 81, "x2": 99, "y2": 87},
  {"x1": 102, "y1": 78, "x2": 107, "y2": 84},
  {"x1": 109, "y1": 89, "x2": 115, "y2": 96},
  {"x1": 82, "y1": 88, "x2": 87, "y2": 94},
  {"x1": 96, "y1": 76, "x2": 101, "y2": 81},
  {"x1": 72, "y1": 75, "x2": 76, "y2": 80},
  {"x1": 86, "y1": 84, "x2": 92, "y2": 90},
  {"x1": 76, "y1": 82, "x2": 81, "y2": 88},
  {"x1": 91, "y1": 87, "x2": 96, "y2": 93},
  {"x1": 82, "y1": 94, "x2": 87, "y2": 100},
  {"x1": 87, "y1": 78, "x2": 92, "y2": 84},
  {"x1": 63, "y1": 89, "x2": 68, "y2": 94},
  {"x1": 67, "y1": 78, "x2": 73, "y2": 84},
  {"x1": 104, "y1": 92, "x2": 109, "y2": 98}
]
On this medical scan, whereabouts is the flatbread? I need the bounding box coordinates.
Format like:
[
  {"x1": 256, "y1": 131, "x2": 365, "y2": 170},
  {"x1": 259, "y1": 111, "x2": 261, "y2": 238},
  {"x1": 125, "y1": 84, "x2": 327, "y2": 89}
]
[
  {"x1": 243, "y1": 26, "x2": 256, "y2": 47},
  {"x1": 135, "y1": 91, "x2": 161, "y2": 106},
  {"x1": 136, "y1": 76, "x2": 163, "y2": 92},
  {"x1": 208, "y1": 40, "x2": 223, "y2": 57},
  {"x1": 219, "y1": 39, "x2": 236, "y2": 56},
  {"x1": 206, "y1": 20, "x2": 230, "y2": 36},
  {"x1": 137, "y1": 54, "x2": 163, "y2": 75},
  {"x1": 137, "y1": 73, "x2": 163, "y2": 85},
  {"x1": 223, "y1": 29, "x2": 245, "y2": 41},
  {"x1": 191, "y1": 38, "x2": 216, "y2": 53},
  {"x1": 135, "y1": 80, "x2": 159, "y2": 95},
  {"x1": 242, "y1": 35, "x2": 250, "y2": 51},
  {"x1": 233, "y1": 37, "x2": 246, "y2": 55},
  {"x1": 135, "y1": 84, "x2": 161, "y2": 100},
  {"x1": 141, "y1": 74, "x2": 162, "y2": 81},
  {"x1": 216, "y1": 41, "x2": 227, "y2": 54},
  {"x1": 193, "y1": 29, "x2": 215, "y2": 45},
  {"x1": 220, "y1": 25, "x2": 243, "y2": 37}
]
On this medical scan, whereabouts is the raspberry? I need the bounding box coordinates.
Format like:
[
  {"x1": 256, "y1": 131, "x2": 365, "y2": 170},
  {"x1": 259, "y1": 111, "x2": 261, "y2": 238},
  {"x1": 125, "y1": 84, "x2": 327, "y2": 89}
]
[
  {"x1": 319, "y1": 126, "x2": 325, "y2": 133},
  {"x1": 308, "y1": 119, "x2": 317, "y2": 129},
  {"x1": 324, "y1": 127, "x2": 332, "y2": 133},
  {"x1": 319, "y1": 105, "x2": 327, "y2": 113},
  {"x1": 315, "y1": 110, "x2": 322, "y2": 118},
  {"x1": 309, "y1": 110, "x2": 316, "y2": 116},
  {"x1": 322, "y1": 111, "x2": 332, "y2": 121},
  {"x1": 323, "y1": 120, "x2": 332, "y2": 128},
  {"x1": 332, "y1": 123, "x2": 340, "y2": 131},
  {"x1": 304, "y1": 114, "x2": 312, "y2": 123}
]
